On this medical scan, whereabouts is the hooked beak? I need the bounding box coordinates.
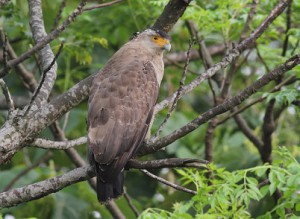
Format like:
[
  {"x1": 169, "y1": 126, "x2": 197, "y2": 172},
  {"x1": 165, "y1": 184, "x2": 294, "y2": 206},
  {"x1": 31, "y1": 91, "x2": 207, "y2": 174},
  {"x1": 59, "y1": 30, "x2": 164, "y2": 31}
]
[{"x1": 163, "y1": 42, "x2": 171, "y2": 52}]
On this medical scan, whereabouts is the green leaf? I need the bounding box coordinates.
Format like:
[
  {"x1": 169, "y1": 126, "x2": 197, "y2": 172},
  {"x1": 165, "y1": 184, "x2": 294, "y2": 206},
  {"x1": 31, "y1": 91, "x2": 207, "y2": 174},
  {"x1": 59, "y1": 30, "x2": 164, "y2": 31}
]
[
  {"x1": 266, "y1": 89, "x2": 300, "y2": 105},
  {"x1": 275, "y1": 207, "x2": 285, "y2": 218},
  {"x1": 269, "y1": 182, "x2": 277, "y2": 196},
  {"x1": 255, "y1": 167, "x2": 268, "y2": 177}
]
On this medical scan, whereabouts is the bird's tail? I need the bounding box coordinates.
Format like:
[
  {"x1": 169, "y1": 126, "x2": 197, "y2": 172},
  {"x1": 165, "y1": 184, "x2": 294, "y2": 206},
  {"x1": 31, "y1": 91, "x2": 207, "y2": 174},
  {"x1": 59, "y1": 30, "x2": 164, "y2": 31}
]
[{"x1": 96, "y1": 171, "x2": 124, "y2": 203}]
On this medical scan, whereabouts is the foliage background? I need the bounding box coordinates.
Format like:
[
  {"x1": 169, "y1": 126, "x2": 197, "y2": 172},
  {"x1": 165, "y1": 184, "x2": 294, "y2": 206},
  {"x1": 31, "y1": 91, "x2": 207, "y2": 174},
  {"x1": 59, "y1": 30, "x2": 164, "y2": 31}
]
[{"x1": 0, "y1": 0, "x2": 299, "y2": 218}]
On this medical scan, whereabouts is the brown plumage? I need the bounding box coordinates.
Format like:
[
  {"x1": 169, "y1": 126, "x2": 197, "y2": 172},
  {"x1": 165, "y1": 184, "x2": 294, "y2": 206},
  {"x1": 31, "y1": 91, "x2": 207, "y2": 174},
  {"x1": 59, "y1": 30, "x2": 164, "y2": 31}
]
[{"x1": 87, "y1": 29, "x2": 171, "y2": 203}]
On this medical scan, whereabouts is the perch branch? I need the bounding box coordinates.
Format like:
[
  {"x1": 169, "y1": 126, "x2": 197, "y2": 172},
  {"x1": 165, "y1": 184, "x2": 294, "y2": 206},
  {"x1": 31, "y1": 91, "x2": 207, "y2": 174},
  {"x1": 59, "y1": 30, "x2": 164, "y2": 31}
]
[
  {"x1": 32, "y1": 137, "x2": 87, "y2": 149},
  {"x1": 140, "y1": 169, "x2": 197, "y2": 195}
]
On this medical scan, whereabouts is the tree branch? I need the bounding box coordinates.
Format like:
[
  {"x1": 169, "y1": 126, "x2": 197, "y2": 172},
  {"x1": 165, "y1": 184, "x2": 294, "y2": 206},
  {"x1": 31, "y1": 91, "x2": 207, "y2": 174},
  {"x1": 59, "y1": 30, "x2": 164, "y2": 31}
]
[
  {"x1": 127, "y1": 158, "x2": 208, "y2": 169},
  {"x1": 83, "y1": 0, "x2": 125, "y2": 12},
  {"x1": 0, "y1": 157, "x2": 206, "y2": 208},
  {"x1": 140, "y1": 169, "x2": 197, "y2": 195},
  {"x1": 32, "y1": 137, "x2": 87, "y2": 149},
  {"x1": 0, "y1": 79, "x2": 14, "y2": 113},
  {"x1": 0, "y1": 166, "x2": 94, "y2": 208},
  {"x1": 152, "y1": 0, "x2": 192, "y2": 32},
  {"x1": 139, "y1": 54, "x2": 300, "y2": 156}
]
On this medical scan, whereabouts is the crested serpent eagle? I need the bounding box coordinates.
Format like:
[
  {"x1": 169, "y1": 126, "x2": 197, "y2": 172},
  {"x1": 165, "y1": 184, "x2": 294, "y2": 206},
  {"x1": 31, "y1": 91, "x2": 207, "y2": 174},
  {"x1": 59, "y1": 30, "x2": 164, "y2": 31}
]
[{"x1": 87, "y1": 29, "x2": 171, "y2": 203}]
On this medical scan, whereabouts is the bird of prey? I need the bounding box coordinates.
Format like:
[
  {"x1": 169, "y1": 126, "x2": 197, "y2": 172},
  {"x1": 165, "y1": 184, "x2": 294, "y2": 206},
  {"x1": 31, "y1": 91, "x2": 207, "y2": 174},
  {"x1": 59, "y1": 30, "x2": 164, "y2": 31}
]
[{"x1": 87, "y1": 29, "x2": 171, "y2": 203}]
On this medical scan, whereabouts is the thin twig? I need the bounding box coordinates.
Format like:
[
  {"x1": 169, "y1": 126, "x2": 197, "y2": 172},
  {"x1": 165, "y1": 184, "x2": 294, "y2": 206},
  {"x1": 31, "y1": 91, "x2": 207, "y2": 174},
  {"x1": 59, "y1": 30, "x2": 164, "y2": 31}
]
[
  {"x1": 234, "y1": 114, "x2": 263, "y2": 151},
  {"x1": 149, "y1": 40, "x2": 193, "y2": 142},
  {"x1": 51, "y1": 0, "x2": 67, "y2": 31},
  {"x1": 0, "y1": 28, "x2": 37, "y2": 91},
  {"x1": 282, "y1": 2, "x2": 292, "y2": 57},
  {"x1": 140, "y1": 169, "x2": 197, "y2": 195},
  {"x1": 0, "y1": 79, "x2": 14, "y2": 113},
  {"x1": 124, "y1": 190, "x2": 139, "y2": 217},
  {"x1": 240, "y1": 0, "x2": 259, "y2": 42},
  {"x1": 291, "y1": 39, "x2": 299, "y2": 56},
  {"x1": 256, "y1": 46, "x2": 271, "y2": 73},
  {"x1": 127, "y1": 158, "x2": 208, "y2": 169},
  {"x1": 24, "y1": 41, "x2": 64, "y2": 116},
  {"x1": 62, "y1": 111, "x2": 70, "y2": 132},
  {"x1": 2, "y1": 152, "x2": 52, "y2": 192},
  {"x1": 0, "y1": 29, "x2": 8, "y2": 68},
  {"x1": 83, "y1": 0, "x2": 125, "y2": 12}
]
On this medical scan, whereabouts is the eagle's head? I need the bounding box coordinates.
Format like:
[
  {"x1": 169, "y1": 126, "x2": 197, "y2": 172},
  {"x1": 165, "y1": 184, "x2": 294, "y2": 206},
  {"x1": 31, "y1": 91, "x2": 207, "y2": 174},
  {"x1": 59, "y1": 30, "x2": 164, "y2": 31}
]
[{"x1": 132, "y1": 29, "x2": 171, "y2": 52}]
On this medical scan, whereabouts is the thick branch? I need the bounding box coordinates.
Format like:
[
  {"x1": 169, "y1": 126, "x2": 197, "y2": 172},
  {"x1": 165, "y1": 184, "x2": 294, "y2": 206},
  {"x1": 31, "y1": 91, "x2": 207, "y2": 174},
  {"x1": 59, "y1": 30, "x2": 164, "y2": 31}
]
[
  {"x1": 0, "y1": 157, "x2": 205, "y2": 208},
  {"x1": 152, "y1": 0, "x2": 192, "y2": 32},
  {"x1": 0, "y1": 166, "x2": 94, "y2": 208}
]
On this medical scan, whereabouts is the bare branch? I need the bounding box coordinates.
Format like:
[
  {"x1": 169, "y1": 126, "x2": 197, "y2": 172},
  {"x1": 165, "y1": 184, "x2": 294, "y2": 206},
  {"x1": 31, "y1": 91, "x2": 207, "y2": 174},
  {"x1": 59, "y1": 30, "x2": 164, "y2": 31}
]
[
  {"x1": 0, "y1": 79, "x2": 14, "y2": 113},
  {"x1": 152, "y1": 0, "x2": 192, "y2": 33},
  {"x1": 105, "y1": 201, "x2": 126, "y2": 219},
  {"x1": 32, "y1": 137, "x2": 87, "y2": 149},
  {"x1": 51, "y1": 0, "x2": 67, "y2": 30},
  {"x1": 124, "y1": 190, "x2": 139, "y2": 217},
  {"x1": 0, "y1": 29, "x2": 8, "y2": 68},
  {"x1": 24, "y1": 41, "x2": 64, "y2": 115},
  {"x1": 282, "y1": 1, "x2": 292, "y2": 57},
  {"x1": 140, "y1": 169, "x2": 197, "y2": 195},
  {"x1": 0, "y1": 166, "x2": 94, "y2": 208},
  {"x1": 234, "y1": 114, "x2": 263, "y2": 151},
  {"x1": 83, "y1": 0, "x2": 125, "y2": 12},
  {"x1": 240, "y1": 0, "x2": 259, "y2": 42},
  {"x1": 2, "y1": 152, "x2": 52, "y2": 192},
  {"x1": 127, "y1": 158, "x2": 208, "y2": 169},
  {"x1": 262, "y1": 99, "x2": 275, "y2": 164},
  {"x1": 0, "y1": 157, "x2": 204, "y2": 209}
]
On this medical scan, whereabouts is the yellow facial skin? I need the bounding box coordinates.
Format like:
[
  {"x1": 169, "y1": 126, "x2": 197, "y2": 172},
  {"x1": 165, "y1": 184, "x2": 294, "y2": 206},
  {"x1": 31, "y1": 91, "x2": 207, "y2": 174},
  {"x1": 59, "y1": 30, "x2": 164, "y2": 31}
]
[{"x1": 151, "y1": 35, "x2": 171, "y2": 51}]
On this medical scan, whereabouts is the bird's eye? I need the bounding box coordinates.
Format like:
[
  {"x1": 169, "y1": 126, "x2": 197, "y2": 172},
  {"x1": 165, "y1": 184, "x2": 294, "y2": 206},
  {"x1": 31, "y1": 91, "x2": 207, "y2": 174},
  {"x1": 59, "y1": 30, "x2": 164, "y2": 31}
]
[{"x1": 153, "y1": 36, "x2": 158, "y2": 40}]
